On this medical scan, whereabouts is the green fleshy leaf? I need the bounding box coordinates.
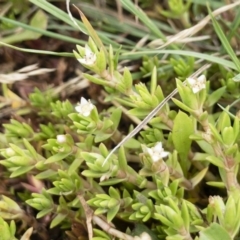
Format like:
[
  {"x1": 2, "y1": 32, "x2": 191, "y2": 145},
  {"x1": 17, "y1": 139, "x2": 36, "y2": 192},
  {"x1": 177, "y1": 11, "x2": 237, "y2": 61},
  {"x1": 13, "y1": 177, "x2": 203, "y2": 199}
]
[
  {"x1": 175, "y1": 79, "x2": 198, "y2": 110},
  {"x1": 68, "y1": 157, "x2": 83, "y2": 175},
  {"x1": 47, "y1": 188, "x2": 61, "y2": 195},
  {"x1": 95, "y1": 133, "x2": 112, "y2": 143},
  {"x1": 206, "y1": 182, "x2": 225, "y2": 188},
  {"x1": 35, "y1": 169, "x2": 57, "y2": 179},
  {"x1": 95, "y1": 208, "x2": 108, "y2": 215},
  {"x1": 233, "y1": 73, "x2": 240, "y2": 82},
  {"x1": 0, "y1": 10, "x2": 47, "y2": 44},
  {"x1": 99, "y1": 178, "x2": 126, "y2": 186},
  {"x1": 36, "y1": 208, "x2": 53, "y2": 218},
  {"x1": 154, "y1": 213, "x2": 173, "y2": 227},
  {"x1": 225, "y1": 144, "x2": 238, "y2": 156},
  {"x1": 45, "y1": 152, "x2": 71, "y2": 164},
  {"x1": 10, "y1": 166, "x2": 34, "y2": 178},
  {"x1": 190, "y1": 167, "x2": 208, "y2": 188},
  {"x1": 150, "y1": 66, "x2": 157, "y2": 94},
  {"x1": 172, "y1": 111, "x2": 194, "y2": 173},
  {"x1": 217, "y1": 109, "x2": 231, "y2": 132},
  {"x1": 110, "y1": 108, "x2": 122, "y2": 130},
  {"x1": 222, "y1": 127, "x2": 235, "y2": 146},
  {"x1": 206, "y1": 86, "x2": 226, "y2": 107},
  {"x1": 96, "y1": 48, "x2": 107, "y2": 72},
  {"x1": 233, "y1": 117, "x2": 239, "y2": 141},
  {"x1": 122, "y1": 67, "x2": 133, "y2": 91},
  {"x1": 118, "y1": 147, "x2": 128, "y2": 171},
  {"x1": 93, "y1": 229, "x2": 111, "y2": 239},
  {"x1": 23, "y1": 139, "x2": 38, "y2": 159},
  {"x1": 0, "y1": 217, "x2": 16, "y2": 240},
  {"x1": 84, "y1": 73, "x2": 108, "y2": 86},
  {"x1": 82, "y1": 170, "x2": 103, "y2": 178},
  {"x1": 50, "y1": 213, "x2": 67, "y2": 228},
  {"x1": 209, "y1": 123, "x2": 223, "y2": 143},
  {"x1": 107, "y1": 205, "x2": 120, "y2": 222},
  {"x1": 196, "y1": 140, "x2": 215, "y2": 155},
  {"x1": 123, "y1": 138, "x2": 141, "y2": 149},
  {"x1": 181, "y1": 200, "x2": 189, "y2": 230},
  {"x1": 172, "y1": 98, "x2": 194, "y2": 113},
  {"x1": 128, "y1": 108, "x2": 151, "y2": 118},
  {"x1": 199, "y1": 223, "x2": 231, "y2": 240},
  {"x1": 206, "y1": 156, "x2": 224, "y2": 168},
  {"x1": 109, "y1": 186, "x2": 120, "y2": 199}
]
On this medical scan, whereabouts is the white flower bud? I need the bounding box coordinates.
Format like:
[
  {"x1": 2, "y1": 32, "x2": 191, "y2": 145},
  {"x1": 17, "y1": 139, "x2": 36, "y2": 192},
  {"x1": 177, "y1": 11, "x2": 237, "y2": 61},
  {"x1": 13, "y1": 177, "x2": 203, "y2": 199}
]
[
  {"x1": 57, "y1": 135, "x2": 66, "y2": 143},
  {"x1": 6, "y1": 148, "x2": 15, "y2": 157}
]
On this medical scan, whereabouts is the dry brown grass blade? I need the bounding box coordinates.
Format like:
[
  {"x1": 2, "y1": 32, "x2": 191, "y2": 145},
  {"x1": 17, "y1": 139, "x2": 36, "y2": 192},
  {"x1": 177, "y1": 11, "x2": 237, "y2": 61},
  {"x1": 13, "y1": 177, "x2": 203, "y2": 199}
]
[
  {"x1": 157, "y1": 1, "x2": 240, "y2": 49},
  {"x1": 149, "y1": 36, "x2": 210, "y2": 47},
  {"x1": 0, "y1": 64, "x2": 54, "y2": 84}
]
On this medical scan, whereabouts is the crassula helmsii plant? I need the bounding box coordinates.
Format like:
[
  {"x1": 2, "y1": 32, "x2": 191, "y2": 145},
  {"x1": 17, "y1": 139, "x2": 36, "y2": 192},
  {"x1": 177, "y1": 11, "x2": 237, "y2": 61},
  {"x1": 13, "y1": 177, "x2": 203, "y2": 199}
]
[{"x1": 1, "y1": 2, "x2": 240, "y2": 240}]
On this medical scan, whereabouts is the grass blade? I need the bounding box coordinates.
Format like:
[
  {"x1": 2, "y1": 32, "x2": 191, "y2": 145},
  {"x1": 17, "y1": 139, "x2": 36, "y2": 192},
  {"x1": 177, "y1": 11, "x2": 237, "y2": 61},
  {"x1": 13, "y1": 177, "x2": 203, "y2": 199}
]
[
  {"x1": 208, "y1": 5, "x2": 240, "y2": 72},
  {"x1": 121, "y1": 49, "x2": 237, "y2": 70},
  {"x1": 0, "y1": 41, "x2": 74, "y2": 57},
  {"x1": 0, "y1": 17, "x2": 85, "y2": 45},
  {"x1": 120, "y1": 0, "x2": 165, "y2": 39}
]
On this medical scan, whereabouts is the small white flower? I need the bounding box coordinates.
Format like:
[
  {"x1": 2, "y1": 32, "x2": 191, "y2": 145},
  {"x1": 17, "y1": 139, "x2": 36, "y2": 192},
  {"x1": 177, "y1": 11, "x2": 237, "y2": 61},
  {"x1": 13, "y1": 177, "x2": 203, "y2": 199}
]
[
  {"x1": 145, "y1": 142, "x2": 169, "y2": 162},
  {"x1": 6, "y1": 148, "x2": 15, "y2": 157},
  {"x1": 57, "y1": 135, "x2": 66, "y2": 143},
  {"x1": 187, "y1": 74, "x2": 206, "y2": 93},
  {"x1": 75, "y1": 97, "x2": 94, "y2": 117},
  {"x1": 77, "y1": 45, "x2": 96, "y2": 66}
]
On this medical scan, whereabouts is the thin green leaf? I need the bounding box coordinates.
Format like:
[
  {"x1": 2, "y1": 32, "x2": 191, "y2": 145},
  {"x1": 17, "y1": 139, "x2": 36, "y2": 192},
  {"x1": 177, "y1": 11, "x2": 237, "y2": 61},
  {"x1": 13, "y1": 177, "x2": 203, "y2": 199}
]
[
  {"x1": 120, "y1": 0, "x2": 165, "y2": 39},
  {"x1": 0, "y1": 41, "x2": 74, "y2": 57},
  {"x1": 208, "y1": 6, "x2": 240, "y2": 71},
  {"x1": 121, "y1": 50, "x2": 238, "y2": 70},
  {"x1": 0, "y1": 16, "x2": 85, "y2": 45}
]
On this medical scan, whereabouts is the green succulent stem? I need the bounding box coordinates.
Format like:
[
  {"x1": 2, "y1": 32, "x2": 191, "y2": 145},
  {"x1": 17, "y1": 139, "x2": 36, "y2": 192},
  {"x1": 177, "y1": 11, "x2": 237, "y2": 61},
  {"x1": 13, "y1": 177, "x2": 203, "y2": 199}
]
[
  {"x1": 99, "y1": 69, "x2": 118, "y2": 83},
  {"x1": 199, "y1": 118, "x2": 240, "y2": 193},
  {"x1": 110, "y1": 129, "x2": 123, "y2": 144},
  {"x1": 178, "y1": 227, "x2": 193, "y2": 240},
  {"x1": 117, "y1": 168, "x2": 156, "y2": 189},
  {"x1": 168, "y1": 166, "x2": 193, "y2": 190},
  {"x1": 158, "y1": 112, "x2": 174, "y2": 129}
]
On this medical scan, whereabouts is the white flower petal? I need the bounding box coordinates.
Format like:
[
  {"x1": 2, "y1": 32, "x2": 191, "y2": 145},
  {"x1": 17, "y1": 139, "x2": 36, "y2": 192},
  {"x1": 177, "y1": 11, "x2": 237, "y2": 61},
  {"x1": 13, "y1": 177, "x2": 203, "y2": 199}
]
[
  {"x1": 75, "y1": 105, "x2": 82, "y2": 113},
  {"x1": 161, "y1": 151, "x2": 169, "y2": 158},
  {"x1": 198, "y1": 75, "x2": 206, "y2": 83},
  {"x1": 82, "y1": 110, "x2": 91, "y2": 117},
  {"x1": 145, "y1": 142, "x2": 169, "y2": 162},
  {"x1": 78, "y1": 58, "x2": 87, "y2": 65},
  {"x1": 187, "y1": 74, "x2": 206, "y2": 94},
  {"x1": 75, "y1": 97, "x2": 94, "y2": 117},
  {"x1": 187, "y1": 78, "x2": 196, "y2": 85},
  {"x1": 192, "y1": 86, "x2": 200, "y2": 94},
  {"x1": 146, "y1": 148, "x2": 153, "y2": 156},
  {"x1": 153, "y1": 142, "x2": 163, "y2": 151},
  {"x1": 57, "y1": 135, "x2": 66, "y2": 143},
  {"x1": 80, "y1": 97, "x2": 88, "y2": 105},
  {"x1": 85, "y1": 45, "x2": 92, "y2": 55},
  {"x1": 200, "y1": 84, "x2": 206, "y2": 90},
  {"x1": 152, "y1": 153, "x2": 161, "y2": 162},
  {"x1": 77, "y1": 45, "x2": 96, "y2": 66},
  {"x1": 6, "y1": 148, "x2": 15, "y2": 156}
]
